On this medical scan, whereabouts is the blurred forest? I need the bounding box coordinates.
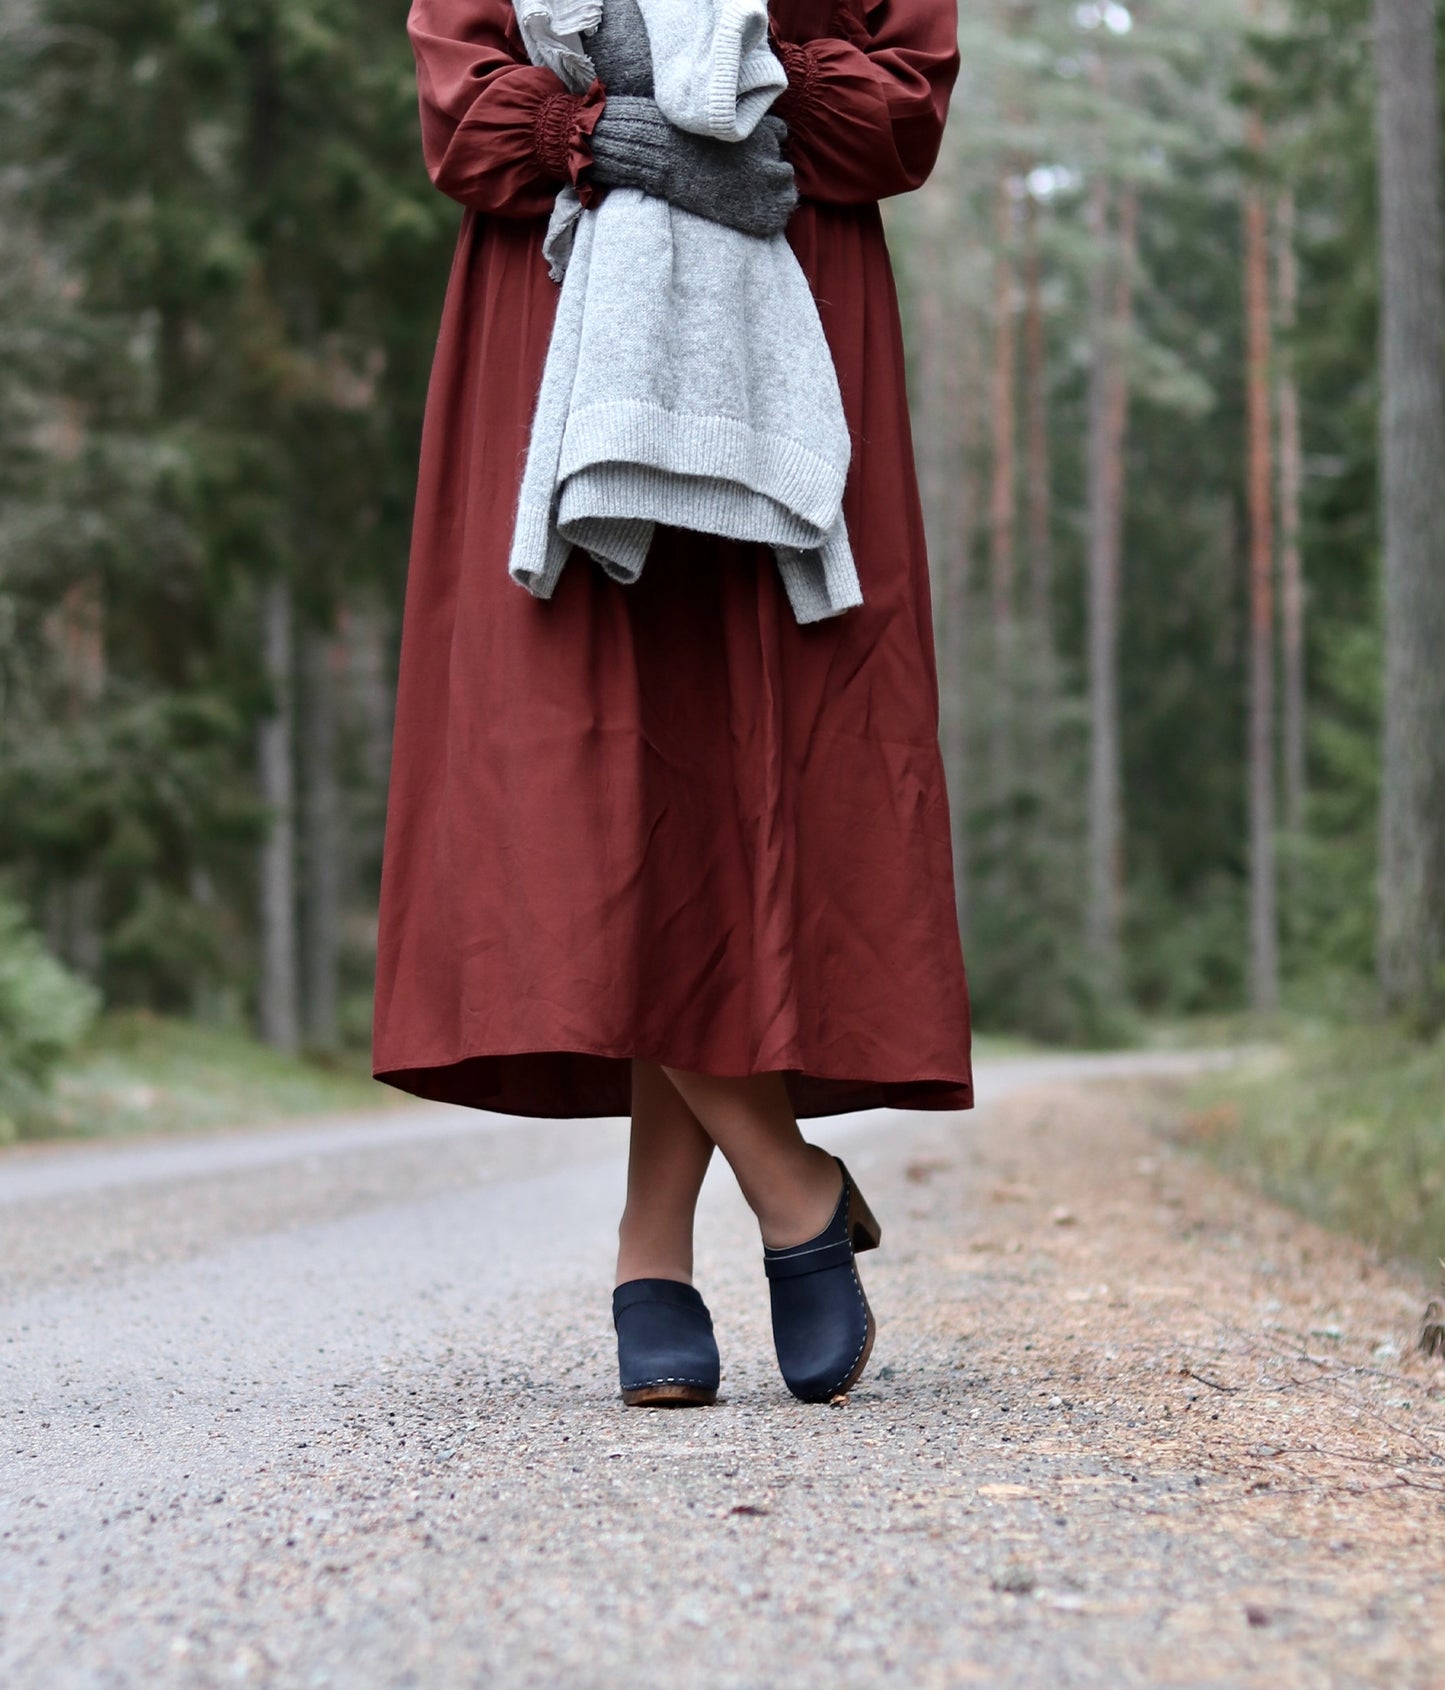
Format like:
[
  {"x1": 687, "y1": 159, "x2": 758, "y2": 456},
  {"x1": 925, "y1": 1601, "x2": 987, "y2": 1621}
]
[
  {"x1": 0, "y1": 0, "x2": 1442, "y2": 1107},
  {"x1": 888, "y1": 0, "x2": 1445, "y2": 1045}
]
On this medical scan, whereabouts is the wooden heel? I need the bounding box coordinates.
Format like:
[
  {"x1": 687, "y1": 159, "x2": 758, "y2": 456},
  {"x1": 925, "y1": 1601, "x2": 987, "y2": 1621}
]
[{"x1": 847, "y1": 1177, "x2": 882, "y2": 1253}]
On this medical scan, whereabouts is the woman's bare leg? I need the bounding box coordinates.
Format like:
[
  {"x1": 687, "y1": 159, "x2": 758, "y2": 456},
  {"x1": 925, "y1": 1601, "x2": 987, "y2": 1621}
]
[
  {"x1": 615, "y1": 1058, "x2": 716, "y2": 1288},
  {"x1": 658, "y1": 1067, "x2": 842, "y2": 1249}
]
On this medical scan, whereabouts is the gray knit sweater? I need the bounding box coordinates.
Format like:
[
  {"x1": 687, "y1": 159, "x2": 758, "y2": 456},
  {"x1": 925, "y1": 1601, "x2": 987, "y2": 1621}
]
[{"x1": 507, "y1": 0, "x2": 863, "y2": 624}]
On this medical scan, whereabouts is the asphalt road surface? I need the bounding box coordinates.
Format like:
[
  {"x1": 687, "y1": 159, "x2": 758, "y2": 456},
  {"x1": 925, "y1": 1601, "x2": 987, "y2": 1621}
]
[{"x1": 2, "y1": 1051, "x2": 1441, "y2": 1689}]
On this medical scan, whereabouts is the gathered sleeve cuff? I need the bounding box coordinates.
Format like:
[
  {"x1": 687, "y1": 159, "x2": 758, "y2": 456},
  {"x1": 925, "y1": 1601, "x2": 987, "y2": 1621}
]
[
  {"x1": 531, "y1": 77, "x2": 607, "y2": 207},
  {"x1": 767, "y1": 0, "x2": 960, "y2": 205},
  {"x1": 408, "y1": 0, "x2": 607, "y2": 220}
]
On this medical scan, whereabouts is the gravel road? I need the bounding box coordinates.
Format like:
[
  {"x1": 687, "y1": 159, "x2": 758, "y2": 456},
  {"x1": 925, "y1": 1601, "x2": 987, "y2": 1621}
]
[{"x1": 2, "y1": 1052, "x2": 1441, "y2": 1689}]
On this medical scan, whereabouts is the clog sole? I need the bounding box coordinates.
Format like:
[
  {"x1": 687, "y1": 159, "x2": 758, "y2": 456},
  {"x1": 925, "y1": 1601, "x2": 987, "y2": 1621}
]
[{"x1": 621, "y1": 1381, "x2": 718, "y2": 1407}]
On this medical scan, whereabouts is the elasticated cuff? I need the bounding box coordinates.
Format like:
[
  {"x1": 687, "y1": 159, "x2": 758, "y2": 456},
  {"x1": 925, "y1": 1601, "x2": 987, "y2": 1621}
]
[
  {"x1": 770, "y1": 39, "x2": 822, "y2": 129},
  {"x1": 531, "y1": 76, "x2": 607, "y2": 206}
]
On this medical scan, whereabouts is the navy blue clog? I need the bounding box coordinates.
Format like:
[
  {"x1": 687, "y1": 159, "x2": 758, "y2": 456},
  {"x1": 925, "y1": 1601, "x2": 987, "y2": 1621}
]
[
  {"x1": 763, "y1": 1155, "x2": 882, "y2": 1402},
  {"x1": 612, "y1": 1278, "x2": 720, "y2": 1407}
]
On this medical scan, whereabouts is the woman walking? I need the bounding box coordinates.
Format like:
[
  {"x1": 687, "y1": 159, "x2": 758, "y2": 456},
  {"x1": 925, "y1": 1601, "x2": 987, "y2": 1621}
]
[{"x1": 374, "y1": 0, "x2": 972, "y2": 1405}]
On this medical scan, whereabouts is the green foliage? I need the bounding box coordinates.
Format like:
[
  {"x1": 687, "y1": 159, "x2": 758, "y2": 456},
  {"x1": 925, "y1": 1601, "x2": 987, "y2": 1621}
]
[
  {"x1": 1126, "y1": 869, "x2": 1246, "y2": 1016},
  {"x1": 46, "y1": 1010, "x2": 386, "y2": 1139},
  {"x1": 0, "y1": 0, "x2": 453, "y2": 1023},
  {"x1": 1287, "y1": 624, "x2": 1380, "y2": 985},
  {"x1": 961, "y1": 630, "x2": 1134, "y2": 1047},
  {"x1": 0, "y1": 894, "x2": 100, "y2": 1139}
]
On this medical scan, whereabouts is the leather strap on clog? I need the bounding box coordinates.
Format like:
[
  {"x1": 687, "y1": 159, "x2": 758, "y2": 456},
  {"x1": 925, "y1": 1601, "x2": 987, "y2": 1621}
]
[
  {"x1": 612, "y1": 1277, "x2": 709, "y2": 1318},
  {"x1": 763, "y1": 1237, "x2": 855, "y2": 1280}
]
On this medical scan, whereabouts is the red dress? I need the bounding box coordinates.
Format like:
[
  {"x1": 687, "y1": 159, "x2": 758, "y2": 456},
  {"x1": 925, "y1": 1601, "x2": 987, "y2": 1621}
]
[{"x1": 373, "y1": 0, "x2": 973, "y2": 1118}]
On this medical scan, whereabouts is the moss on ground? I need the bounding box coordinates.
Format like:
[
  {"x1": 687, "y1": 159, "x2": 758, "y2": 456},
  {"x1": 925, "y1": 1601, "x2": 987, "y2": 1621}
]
[
  {"x1": 1172, "y1": 1020, "x2": 1445, "y2": 1274},
  {"x1": 30, "y1": 1012, "x2": 394, "y2": 1141}
]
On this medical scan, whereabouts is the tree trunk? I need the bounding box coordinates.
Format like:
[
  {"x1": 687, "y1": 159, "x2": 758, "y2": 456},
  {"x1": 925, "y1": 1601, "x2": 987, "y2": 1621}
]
[
  {"x1": 242, "y1": 7, "x2": 299, "y2": 1049},
  {"x1": 989, "y1": 168, "x2": 1018, "y2": 640},
  {"x1": 1276, "y1": 190, "x2": 1306, "y2": 846},
  {"x1": 53, "y1": 576, "x2": 106, "y2": 980},
  {"x1": 914, "y1": 206, "x2": 947, "y2": 590},
  {"x1": 1023, "y1": 191, "x2": 1052, "y2": 642},
  {"x1": 1243, "y1": 66, "x2": 1279, "y2": 1015},
  {"x1": 1105, "y1": 188, "x2": 1137, "y2": 587},
  {"x1": 258, "y1": 577, "x2": 300, "y2": 1051},
  {"x1": 939, "y1": 287, "x2": 983, "y2": 936},
  {"x1": 1085, "y1": 172, "x2": 1123, "y2": 979},
  {"x1": 346, "y1": 603, "x2": 395, "y2": 796},
  {"x1": 1373, "y1": 0, "x2": 1445, "y2": 1022},
  {"x1": 987, "y1": 164, "x2": 1019, "y2": 880},
  {"x1": 300, "y1": 620, "x2": 342, "y2": 1053},
  {"x1": 915, "y1": 197, "x2": 956, "y2": 708},
  {"x1": 942, "y1": 298, "x2": 979, "y2": 935},
  {"x1": 914, "y1": 179, "x2": 973, "y2": 933}
]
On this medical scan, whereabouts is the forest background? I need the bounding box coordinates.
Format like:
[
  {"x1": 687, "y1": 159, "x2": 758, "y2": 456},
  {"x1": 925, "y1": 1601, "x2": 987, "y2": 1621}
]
[{"x1": 1, "y1": 0, "x2": 1442, "y2": 1266}]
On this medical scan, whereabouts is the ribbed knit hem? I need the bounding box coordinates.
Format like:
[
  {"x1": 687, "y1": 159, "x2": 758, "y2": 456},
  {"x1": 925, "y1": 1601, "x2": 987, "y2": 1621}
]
[
  {"x1": 559, "y1": 399, "x2": 848, "y2": 534},
  {"x1": 572, "y1": 508, "x2": 655, "y2": 581},
  {"x1": 561, "y1": 464, "x2": 819, "y2": 551},
  {"x1": 557, "y1": 469, "x2": 864, "y2": 622},
  {"x1": 707, "y1": 0, "x2": 789, "y2": 138}
]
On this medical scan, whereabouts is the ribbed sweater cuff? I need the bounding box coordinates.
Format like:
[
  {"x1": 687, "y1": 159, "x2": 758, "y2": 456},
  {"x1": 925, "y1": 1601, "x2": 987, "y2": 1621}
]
[
  {"x1": 508, "y1": 497, "x2": 575, "y2": 599},
  {"x1": 774, "y1": 526, "x2": 865, "y2": 622},
  {"x1": 560, "y1": 463, "x2": 819, "y2": 549},
  {"x1": 705, "y1": 0, "x2": 789, "y2": 138}
]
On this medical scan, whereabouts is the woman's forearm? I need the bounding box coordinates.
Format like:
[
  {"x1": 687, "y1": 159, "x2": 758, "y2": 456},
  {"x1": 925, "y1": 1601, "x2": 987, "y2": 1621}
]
[
  {"x1": 409, "y1": 0, "x2": 605, "y2": 218},
  {"x1": 768, "y1": 0, "x2": 959, "y2": 204}
]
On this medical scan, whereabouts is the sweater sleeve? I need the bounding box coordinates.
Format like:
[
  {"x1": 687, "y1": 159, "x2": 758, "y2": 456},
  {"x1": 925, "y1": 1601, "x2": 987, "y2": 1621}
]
[
  {"x1": 768, "y1": 0, "x2": 959, "y2": 205},
  {"x1": 407, "y1": 0, "x2": 607, "y2": 219}
]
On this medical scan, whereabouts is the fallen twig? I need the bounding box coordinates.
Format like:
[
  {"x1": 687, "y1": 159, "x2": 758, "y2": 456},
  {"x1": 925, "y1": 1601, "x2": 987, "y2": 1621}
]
[{"x1": 1180, "y1": 1367, "x2": 1241, "y2": 1395}]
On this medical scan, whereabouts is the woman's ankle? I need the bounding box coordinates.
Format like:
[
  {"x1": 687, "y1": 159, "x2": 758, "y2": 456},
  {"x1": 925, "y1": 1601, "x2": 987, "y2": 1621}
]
[
  {"x1": 614, "y1": 1257, "x2": 694, "y2": 1289},
  {"x1": 615, "y1": 1212, "x2": 696, "y2": 1289},
  {"x1": 752, "y1": 1142, "x2": 843, "y2": 1251}
]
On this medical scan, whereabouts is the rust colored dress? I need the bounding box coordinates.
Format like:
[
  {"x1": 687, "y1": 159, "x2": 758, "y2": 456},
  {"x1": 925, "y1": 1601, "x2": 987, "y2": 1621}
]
[{"x1": 373, "y1": 0, "x2": 973, "y2": 1118}]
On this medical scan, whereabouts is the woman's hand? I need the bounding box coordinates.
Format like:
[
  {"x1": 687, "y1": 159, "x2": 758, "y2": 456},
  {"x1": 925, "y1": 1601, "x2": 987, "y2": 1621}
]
[
  {"x1": 583, "y1": 0, "x2": 798, "y2": 237},
  {"x1": 587, "y1": 97, "x2": 798, "y2": 238}
]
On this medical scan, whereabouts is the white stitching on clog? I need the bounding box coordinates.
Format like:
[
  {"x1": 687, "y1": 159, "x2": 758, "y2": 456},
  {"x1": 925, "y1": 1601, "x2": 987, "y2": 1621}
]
[
  {"x1": 815, "y1": 1255, "x2": 871, "y2": 1398},
  {"x1": 771, "y1": 1167, "x2": 874, "y2": 1400}
]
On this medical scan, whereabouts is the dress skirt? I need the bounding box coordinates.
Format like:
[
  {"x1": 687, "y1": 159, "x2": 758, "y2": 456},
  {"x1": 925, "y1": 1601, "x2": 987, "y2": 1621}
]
[{"x1": 373, "y1": 0, "x2": 973, "y2": 1118}]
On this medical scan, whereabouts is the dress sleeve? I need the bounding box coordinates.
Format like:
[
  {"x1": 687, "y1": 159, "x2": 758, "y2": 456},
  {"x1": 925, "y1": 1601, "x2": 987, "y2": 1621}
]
[
  {"x1": 767, "y1": 0, "x2": 959, "y2": 205},
  {"x1": 407, "y1": 0, "x2": 607, "y2": 219}
]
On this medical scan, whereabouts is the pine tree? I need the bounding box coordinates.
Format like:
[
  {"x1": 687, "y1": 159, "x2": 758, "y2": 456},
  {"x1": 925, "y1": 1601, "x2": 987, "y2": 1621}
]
[
  {"x1": 1243, "y1": 0, "x2": 1280, "y2": 1013},
  {"x1": 1372, "y1": 0, "x2": 1445, "y2": 1025},
  {"x1": 1, "y1": 0, "x2": 451, "y2": 1034}
]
